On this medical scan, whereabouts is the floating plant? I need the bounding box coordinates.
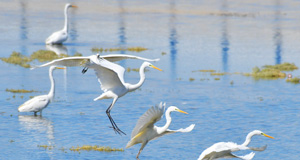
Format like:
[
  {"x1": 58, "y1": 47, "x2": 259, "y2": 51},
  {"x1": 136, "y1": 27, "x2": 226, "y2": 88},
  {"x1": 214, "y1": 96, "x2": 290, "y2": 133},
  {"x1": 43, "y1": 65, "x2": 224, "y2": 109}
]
[
  {"x1": 91, "y1": 47, "x2": 148, "y2": 53},
  {"x1": 0, "y1": 52, "x2": 31, "y2": 68},
  {"x1": 263, "y1": 62, "x2": 298, "y2": 71},
  {"x1": 5, "y1": 89, "x2": 37, "y2": 93},
  {"x1": 244, "y1": 66, "x2": 286, "y2": 79},
  {"x1": 286, "y1": 77, "x2": 300, "y2": 84},
  {"x1": 192, "y1": 70, "x2": 216, "y2": 73},
  {"x1": 70, "y1": 145, "x2": 124, "y2": 152}
]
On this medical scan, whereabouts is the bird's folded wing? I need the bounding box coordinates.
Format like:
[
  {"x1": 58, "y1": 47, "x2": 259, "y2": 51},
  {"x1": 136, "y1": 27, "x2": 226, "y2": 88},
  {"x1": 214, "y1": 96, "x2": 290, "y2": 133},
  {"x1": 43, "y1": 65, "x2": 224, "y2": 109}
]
[
  {"x1": 165, "y1": 124, "x2": 195, "y2": 134},
  {"x1": 93, "y1": 58, "x2": 126, "y2": 91},
  {"x1": 101, "y1": 54, "x2": 160, "y2": 62},
  {"x1": 31, "y1": 56, "x2": 90, "y2": 69},
  {"x1": 131, "y1": 102, "x2": 165, "y2": 138}
]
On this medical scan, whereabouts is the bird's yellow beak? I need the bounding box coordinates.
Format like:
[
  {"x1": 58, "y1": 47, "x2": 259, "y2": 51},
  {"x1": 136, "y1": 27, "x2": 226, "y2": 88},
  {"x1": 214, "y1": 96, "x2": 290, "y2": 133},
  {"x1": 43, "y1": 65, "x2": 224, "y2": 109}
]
[
  {"x1": 151, "y1": 65, "x2": 162, "y2": 71},
  {"x1": 263, "y1": 133, "x2": 274, "y2": 139},
  {"x1": 71, "y1": 5, "x2": 78, "y2": 8},
  {"x1": 178, "y1": 109, "x2": 188, "y2": 114},
  {"x1": 56, "y1": 67, "x2": 66, "y2": 69}
]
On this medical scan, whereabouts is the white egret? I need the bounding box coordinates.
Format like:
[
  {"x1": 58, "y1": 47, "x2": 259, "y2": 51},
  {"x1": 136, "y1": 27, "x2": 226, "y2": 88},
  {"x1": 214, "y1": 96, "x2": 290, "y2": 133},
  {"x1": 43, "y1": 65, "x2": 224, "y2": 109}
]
[
  {"x1": 45, "y1": 3, "x2": 77, "y2": 45},
  {"x1": 32, "y1": 54, "x2": 162, "y2": 135},
  {"x1": 198, "y1": 130, "x2": 274, "y2": 160},
  {"x1": 126, "y1": 102, "x2": 195, "y2": 159},
  {"x1": 18, "y1": 66, "x2": 65, "y2": 116}
]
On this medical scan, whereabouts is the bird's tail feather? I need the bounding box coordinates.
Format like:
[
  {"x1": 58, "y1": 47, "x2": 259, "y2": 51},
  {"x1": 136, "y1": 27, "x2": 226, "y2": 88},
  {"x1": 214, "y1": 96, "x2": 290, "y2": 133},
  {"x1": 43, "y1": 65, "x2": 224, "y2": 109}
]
[{"x1": 239, "y1": 152, "x2": 255, "y2": 160}]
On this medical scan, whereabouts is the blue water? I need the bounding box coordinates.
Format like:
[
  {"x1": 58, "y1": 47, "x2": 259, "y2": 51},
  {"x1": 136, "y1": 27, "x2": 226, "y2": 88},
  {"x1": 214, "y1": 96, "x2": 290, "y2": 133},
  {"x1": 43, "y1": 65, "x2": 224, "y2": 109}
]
[{"x1": 1, "y1": 0, "x2": 300, "y2": 159}]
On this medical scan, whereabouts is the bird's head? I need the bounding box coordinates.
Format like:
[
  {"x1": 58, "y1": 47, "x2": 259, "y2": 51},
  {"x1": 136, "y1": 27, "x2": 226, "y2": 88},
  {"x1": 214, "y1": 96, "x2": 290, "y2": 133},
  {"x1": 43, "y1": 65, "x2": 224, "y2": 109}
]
[
  {"x1": 144, "y1": 62, "x2": 162, "y2": 71},
  {"x1": 168, "y1": 106, "x2": 188, "y2": 114},
  {"x1": 66, "y1": 3, "x2": 78, "y2": 8},
  {"x1": 252, "y1": 130, "x2": 274, "y2": 139},
  {"x1": 50, "y1": 65, "x2": 66, "y2": 71}
]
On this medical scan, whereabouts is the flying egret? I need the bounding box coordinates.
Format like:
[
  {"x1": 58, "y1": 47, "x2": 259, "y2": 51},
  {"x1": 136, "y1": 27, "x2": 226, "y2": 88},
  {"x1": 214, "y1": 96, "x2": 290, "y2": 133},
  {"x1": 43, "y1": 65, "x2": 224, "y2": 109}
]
[
  {"x1": 32, "y1": 54, "x2": 162, "y2": 135},
  {"x1": 126, "y1": 102, "x2": 195, "y2": 159},
  {"x1": 45, "y1": 3, "x2": 77, "y2": 45},
  {"x1": 198, "y1": 130, "x2": 274, "y2": 160},
  {"x1": 18, "y1": 66, "x2": 65, "y2": 116}
]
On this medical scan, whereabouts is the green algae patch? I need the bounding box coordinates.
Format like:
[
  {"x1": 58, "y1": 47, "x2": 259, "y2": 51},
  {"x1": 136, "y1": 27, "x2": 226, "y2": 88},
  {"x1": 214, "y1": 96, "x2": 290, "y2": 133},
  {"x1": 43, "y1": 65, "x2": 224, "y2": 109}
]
[
  {"x1": 0, "y1": 52, "x2": 31, "y2": 68},
  {"x1": 91, "y1": 47, "x2": 148, "y2": 53},
  {"x1": 6, "y1": 89, "x2": 37, "y2": 93},
  {"x1": 189, "y1": 78, "x2": 195, "y2": 81},
  {"x1": 244, "y1": 66, "x2": 286, "y2": 79},
  {"x1": 211, "y1": 72, "x2": 228, "y2": 76},
  {"x1": 31, "y1": 50, "x2": 67, "y2": 62},
  {"x1": 38, "y1": 145, "x2": 54, "y2": 150},
  {"x1": 193, "y1": 70, "x2": 216, "y2": 73},
  {"x1": 70, "y1": 145, "x2": 124, "y2": 152},
  {"x1": 286, "y1": 77, "x2": 300, "y2": 84},
  {"x1": 263, "y1": 62, "x2": 298, "y2": 71}
]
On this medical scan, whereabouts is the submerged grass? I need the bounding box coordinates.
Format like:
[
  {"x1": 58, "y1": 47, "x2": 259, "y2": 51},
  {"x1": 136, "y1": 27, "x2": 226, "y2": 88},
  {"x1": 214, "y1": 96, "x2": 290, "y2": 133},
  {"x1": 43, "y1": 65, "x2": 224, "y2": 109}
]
[
  {"x1": 1, "y1": 51, "x2": 82, "y2": 68},
  {"x1": 193, "y1": 70, "x2": 216, "y2": 73},
  {"x1": 70, "y1": 145, "x2": 124, "y2": 152},
  {"x1": 6, "y1": 89, "x2": 37, "y2": 93},
  {"x1": 263, "y1": 62, "x2": 298, "y2": 71},
  {"x1": 91, "y1": 47, "x2": 148, "y2": 53},
  {"x1": 244, "y1": 66, "x2": 286, "y2": 79},
  {"x1": 0, "y1": 52, "x2": 31, "y2": 68},
  {"x1": 286, "y1": 77, "x2": 300, "y2": 84}
]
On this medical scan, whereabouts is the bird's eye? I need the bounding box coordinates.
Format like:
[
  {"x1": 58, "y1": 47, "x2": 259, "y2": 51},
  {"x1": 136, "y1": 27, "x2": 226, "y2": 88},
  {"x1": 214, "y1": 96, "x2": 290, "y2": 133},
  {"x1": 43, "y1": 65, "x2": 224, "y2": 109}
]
[{"x1": 261, "y1": 133, "x2": 264, "y2": 135}]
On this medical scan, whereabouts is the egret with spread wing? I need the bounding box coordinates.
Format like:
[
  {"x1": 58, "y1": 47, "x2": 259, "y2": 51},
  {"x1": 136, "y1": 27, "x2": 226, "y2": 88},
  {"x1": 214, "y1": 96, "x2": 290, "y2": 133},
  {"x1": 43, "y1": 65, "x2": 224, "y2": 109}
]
[
  {"x1": 18, "y1": 66, "x2": 65, "y2": 116},
  {"x1": 45, "y1": 3, "x2": 77, "y2": 45},
  {"x1": 32, "y1": 54, "x2": 162, "y2": 135},
  {"x1": 198, "y1": 130, "x2": 274, "y2": 160},
  {"x1": 126, "y1": 102, "x2": 195, "y2": 159}
]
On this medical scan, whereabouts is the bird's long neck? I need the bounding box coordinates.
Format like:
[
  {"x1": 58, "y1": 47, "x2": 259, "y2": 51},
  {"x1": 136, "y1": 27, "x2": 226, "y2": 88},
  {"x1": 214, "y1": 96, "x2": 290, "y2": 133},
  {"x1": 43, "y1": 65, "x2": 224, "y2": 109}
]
[
  {"x1": 48, "y1": 68, "x2": 55, "y2": 101},
  {"x1": 157, "y1": 109, "x2": 172, "y2": 135},
  {"x1": 63, "y1": 6, "x2": 69, "y2": 32},
  {"x1": 241, "y1": 132, "x2": 255, "y2": 146},
  {"x1": 128, "y1": 64, "x2": 147, "y2": 92}
]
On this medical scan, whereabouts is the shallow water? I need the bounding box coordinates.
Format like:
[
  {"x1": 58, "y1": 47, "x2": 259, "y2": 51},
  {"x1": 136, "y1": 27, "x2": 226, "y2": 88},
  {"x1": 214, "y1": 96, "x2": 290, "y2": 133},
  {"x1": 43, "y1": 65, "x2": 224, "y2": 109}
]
[{"x1": 1, "y1": 0, "x2": 300, "y2": 159}]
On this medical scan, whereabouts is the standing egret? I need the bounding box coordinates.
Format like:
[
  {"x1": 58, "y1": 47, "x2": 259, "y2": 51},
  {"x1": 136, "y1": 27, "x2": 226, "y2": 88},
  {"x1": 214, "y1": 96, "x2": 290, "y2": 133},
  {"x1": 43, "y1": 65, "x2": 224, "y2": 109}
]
[
  {"x1": 18, "y1": 66, "x2": 65, "y2": 116},
  {"x1": 45, "y1": 3, "x2": 77, "y2": 45},
  {"x1": 126, "y1": 102, "x2": 195, "y2": 159},
  {"x1": 198, "y1": 130, "x2": 274, "y2": 160},
  {"x1": 32, "y1": 54, "x2": 162, "y2": 135}
]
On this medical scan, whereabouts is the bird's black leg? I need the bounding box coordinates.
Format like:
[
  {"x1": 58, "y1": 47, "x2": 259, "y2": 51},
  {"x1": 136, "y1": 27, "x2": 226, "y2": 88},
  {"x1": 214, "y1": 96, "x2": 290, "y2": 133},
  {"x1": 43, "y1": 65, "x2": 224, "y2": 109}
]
[
  {"x1": 82, "y1": 67, "x2": 88, "y2": 74},
  {"x1": 106, "y1": 104, "x2": 126, "y2": 135}
]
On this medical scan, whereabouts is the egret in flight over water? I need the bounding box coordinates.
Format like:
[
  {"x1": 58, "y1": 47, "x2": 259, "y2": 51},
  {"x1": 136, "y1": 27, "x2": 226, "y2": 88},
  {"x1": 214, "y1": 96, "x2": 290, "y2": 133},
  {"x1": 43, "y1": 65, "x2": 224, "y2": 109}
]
[
  {"x1": 45, "y1": 3, "x2": 77, "y2": 45},
  {"x1": 32, "y1": 54, "x2": 162, "y2": 135},
  {"x1": 126, "y1": 102, "x2": 195, "y2": 159},
  {"x1": 198, "y1": 130, "x2": 274, "y2": 160},
  {"x1": 18, "y1": 66, "x2": 65, "y2": 116}
]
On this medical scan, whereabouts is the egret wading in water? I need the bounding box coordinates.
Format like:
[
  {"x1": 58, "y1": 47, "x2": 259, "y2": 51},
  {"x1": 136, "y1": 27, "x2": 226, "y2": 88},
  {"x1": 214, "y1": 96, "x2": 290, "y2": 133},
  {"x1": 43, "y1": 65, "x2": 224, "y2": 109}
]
[
  {"x1": 198, "y1": 130, "x2": 274, "y2": 160},
  {"x1": 45, "y1": 3, "x2": 77, "y2": 45},
  {"x1": 32, "y1": 54, "x2": 162, "y2": 135},
  {"x1": 126, "y1": 102, "x2": 195, "y2": 159},
  {"x1": 18, "y1": 66, "x2": 65, "y2": 116}
]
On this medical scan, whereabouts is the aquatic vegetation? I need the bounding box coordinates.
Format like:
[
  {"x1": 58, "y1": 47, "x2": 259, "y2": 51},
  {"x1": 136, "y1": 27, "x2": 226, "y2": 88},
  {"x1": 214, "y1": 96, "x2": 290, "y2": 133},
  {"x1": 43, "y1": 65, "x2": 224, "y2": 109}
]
[
  {"x1": 193, "y1": 70, "x2": 216, "y2": 72},
  {"x1": 38, "y1": 145, "x2": 54, "y2": 150},
  {"x1": 286, "y1": 77, "x2": 300, "y2": 84},
  {"x1": 244, "y1": 66, "x2": 286, "y2": 79},
  {"x1": 5, "y1": 89, "x2": 37, "y2": 93},
  {"x1": 189, "y1": 78, "x2": 195, "y2": 81},
  {"x1": 214, "y1": 78, "x2": 220, "y2": 80},
  {"x1": 91, "y1": 47, "x2": 148, "y2": 53},
  {"x1": 263, "y1": 62, "x2": 298, "y2": 71},
  {"x1": 211, "y1": 72, "x2": 228, "y2": 76},
  {"x1": 1, "y1": 51, "x2": 83, "y2": 68},
  {"x1": 161, "y1": 52, "x2": 167, "y2": 55},
  {"x1": 230, "y1": 81, "x2": 234, "y2": 85},
  {"x1": 70, "y1": 145, "x2": 124, "y2": 152},
  {"x1": 0, "y1": 52, "x2": 31, "y2": 68}
]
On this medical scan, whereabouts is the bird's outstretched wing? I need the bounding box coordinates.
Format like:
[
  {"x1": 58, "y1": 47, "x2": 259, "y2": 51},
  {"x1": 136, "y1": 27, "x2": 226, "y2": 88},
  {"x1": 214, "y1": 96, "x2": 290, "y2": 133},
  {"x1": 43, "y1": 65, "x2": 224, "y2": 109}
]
[
  {"x1": 228, "y1": 152, "x2": 255, "y2": 160},
  {"x1": 131, "y1": 102, "x2": 166, "y2": 138},
  {"x1": 164, "y1": 124, "x2": 195, "y2": 135},
  {"x1": 31, "y1": 56, "x2": 90, "y2": 69},
  {"x1": 92, "y1": 57, "x2": 126, "y2": 91},
  {"x1": 101, "y1": 54, "x2": 160, "y2": 62}
]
